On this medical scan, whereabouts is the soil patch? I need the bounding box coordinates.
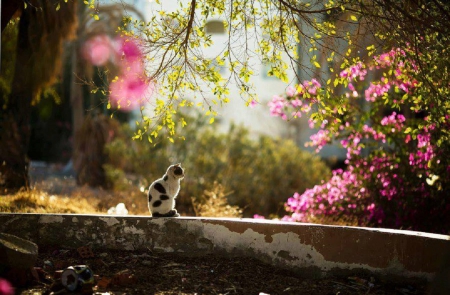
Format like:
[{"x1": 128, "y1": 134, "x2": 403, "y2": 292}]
[{"x1": 11, "y1": 247, "x2": 428, "y2": 295}]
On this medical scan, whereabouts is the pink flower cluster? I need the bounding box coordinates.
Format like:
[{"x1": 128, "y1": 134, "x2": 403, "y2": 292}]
[
  {"x1": 268, "y1": 95, "x2": 290, "y2": 120},
  {"x1": 306, "y1": 129, "x2": 331, "y2": 153},
  {"x1": 282, "y1": 165, "x2": 367, "y2": 222},
  {"x1": 82, "y1": 34, "x2": 154, "y2": 111},
  {"x1": 303, "y1": 78, "x2": 321, "y2": 95},
  {"x1": 364, "y1": 81, "x2": 391, "y2": 102},
  {"x1": 372, "y1": 48, "x2": 406, "y2": 68},
  {"x1": 339, "y1": 61, "x2": 367, "y2": 81},
  {"x1": 268, "y1": 79, "x2": 321, "y2": 120},
  {"x1": 282, "y1": 154, "x2": 409, "y2": 225},
  {"x1": 380, "y1": 112, "x2": 406, "y2": 132},
  {"x1": 367, "y1": 50, "x2": 417, "y2": 102},
  {"x1": 408, "y1": 125, "x2": 436, "y2": 170}
]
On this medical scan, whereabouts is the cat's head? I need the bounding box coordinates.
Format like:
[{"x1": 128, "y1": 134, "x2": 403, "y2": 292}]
[{"x1": 167, "y1": 163, "x2": 184, "y2": 179}]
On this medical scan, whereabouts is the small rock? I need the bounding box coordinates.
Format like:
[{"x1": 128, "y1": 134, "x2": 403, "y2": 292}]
[
  {"x1": 77, "y1": 246, "x2": 95, "y2": 259},
  {"x1": 96, "y1": 277, "x2": 112, "y2": 289},
  {"x1": 111, "y1": 269, "x2": 137, "y2": 286}
]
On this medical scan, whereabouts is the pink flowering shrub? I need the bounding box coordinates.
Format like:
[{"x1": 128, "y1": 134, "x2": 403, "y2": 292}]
[{"x1": 267, "y1": 48, "x2": 450, "y2": 234}]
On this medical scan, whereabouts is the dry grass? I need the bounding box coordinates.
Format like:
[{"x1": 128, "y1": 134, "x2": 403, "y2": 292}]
[
  {"x1": 0, "y1": 188, "x2": 99, "y2": 214},
  {"x1": 192, "y1": 182, "x2": 242, "y2": 218},
  {"x1": 0, "y1": 177, "x2": 150, "y2": 215}
]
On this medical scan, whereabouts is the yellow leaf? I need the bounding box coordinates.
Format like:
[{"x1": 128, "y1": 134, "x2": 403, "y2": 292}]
[
  {"x1": 314, "y1": 61, "x2": 321, "y2": 68},
  {"x1": 350, "y1": 15, "x2": 357, "y2": 21},
  {"x1": 209, "y1": 117, "x2": 215, "y2": 124}
]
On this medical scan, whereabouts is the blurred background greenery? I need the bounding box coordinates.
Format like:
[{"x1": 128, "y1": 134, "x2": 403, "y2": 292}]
[
  {"x1": 1, "y1": 110, "x2": 331, "y2": 219},
  {"x1": 103, "y1": 111, "x2": 331, "y2": 218}
]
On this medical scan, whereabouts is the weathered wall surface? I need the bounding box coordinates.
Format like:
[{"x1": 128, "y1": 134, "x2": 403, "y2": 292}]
[{"x1": 1, "y1": 213, "x2": 448, "y2": 282}]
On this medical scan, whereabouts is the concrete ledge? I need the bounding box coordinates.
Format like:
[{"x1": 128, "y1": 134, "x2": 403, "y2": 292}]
[{"x1": 1, "y1": 213, "x2": 448, "y2": 282}]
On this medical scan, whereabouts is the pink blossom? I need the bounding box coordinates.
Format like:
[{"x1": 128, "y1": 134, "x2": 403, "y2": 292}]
[
  {"x1": 303, "y1": 78, "x2": 321, "y2": 95},
  {"x1": 286, "y1": 85, "x2": 296, "y2": 97},
  {"x1": 380, "y1": 112, "x2": 406, "y2": 132},
  {"x1": 306, "y1": 129, "x2": 330, "y2": 152},
  {"x1": 249, "y1": 99, "x2": 258, "y2": 108},
  {"x1": 110, "y1": 75, "x2": 154, "y2": 111},
  {"x1": 364, "y1": 82, "x2": 391, "y2": 102},
  {"x1": 339, "y1": 62, "x2": 367, "y2": 81},
  {"x1": 114, "y1": 36, "x2": 143, "y2": 64},
  {"x1": 253, "y1": 214, "x2": 266, "y2": 219},
  {"x1": 290, "y1": 98, "x2": 302, "y2": 108},
  {"x1": 82, "y1": 34, "x2": 112, "y2": 66},
  {"x1": 0, "y1": 279, "x2": 13, "y2": 295},
  {"x1": 109, "y1": 35, "x2": 152, "y2": 111},
  {"x1": 268, "y1": 95, "x2": 288, "y2": 120}
]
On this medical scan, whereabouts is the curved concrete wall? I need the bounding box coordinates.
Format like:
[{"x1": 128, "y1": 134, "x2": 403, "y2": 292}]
[{"x1": 0, "y1": 213, "x2": 448, "y2": 283}]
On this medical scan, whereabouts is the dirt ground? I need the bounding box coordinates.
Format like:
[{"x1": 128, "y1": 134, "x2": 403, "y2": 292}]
[{"x1": 12, "y1": 247, "x2": 429, "y2": 295}]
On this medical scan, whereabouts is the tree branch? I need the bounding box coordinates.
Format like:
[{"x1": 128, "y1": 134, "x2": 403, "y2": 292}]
[{"x1": 277, "y1": 0, "x2": 339, "y2": 15}]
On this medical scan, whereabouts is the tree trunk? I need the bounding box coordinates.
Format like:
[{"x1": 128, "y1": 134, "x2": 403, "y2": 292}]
[{"x1": 0, "y1": 7, "x2": 33, "y2": 193}]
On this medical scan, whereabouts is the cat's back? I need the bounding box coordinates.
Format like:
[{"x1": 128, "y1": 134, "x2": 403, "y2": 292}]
[{"x1": 149, "y1": 177, "x2": 168, "y2": 194}]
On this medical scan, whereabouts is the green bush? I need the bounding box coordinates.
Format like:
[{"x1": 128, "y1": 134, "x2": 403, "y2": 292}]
[{"x1": 104, "y1": 113, "x2": 330, "y2": 217}]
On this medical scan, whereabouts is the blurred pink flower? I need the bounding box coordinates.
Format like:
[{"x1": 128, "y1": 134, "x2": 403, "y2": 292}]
[
  {"x1": 82, "y1": 34, "x2": 112, "y2": 66},
  {"x1": 268, "y1": 95, "x2": 288, "y2": 120},
  {"x1": 110, "y1": 75, "x2": 154, "y2": 111},
  {"x1": 253, "y1": 214, "x2": 266, "y2": 219},
  {"x1": 249, "y1": 99, "x2": 258, "y2": 108},
  {"x1": 114, "y1": 36, "x2": 143, "y2": 64},
  {"x1": 108, "y1": 35, "x2": 153, "y2": 111},
  {"x1": 0, "y1": 279, "x2": 13, "y2": 295},
  {"x1": 286, "y1": 85, "x2": 296, "y2": 97}
]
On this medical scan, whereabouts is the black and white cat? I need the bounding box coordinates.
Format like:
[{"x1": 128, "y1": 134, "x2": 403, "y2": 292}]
[{"x1": 147, "y1": 164, "x2": 184, "y2": 217}]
